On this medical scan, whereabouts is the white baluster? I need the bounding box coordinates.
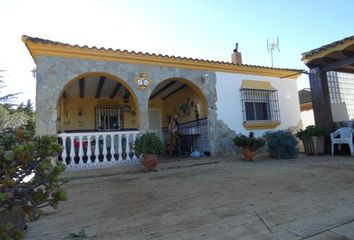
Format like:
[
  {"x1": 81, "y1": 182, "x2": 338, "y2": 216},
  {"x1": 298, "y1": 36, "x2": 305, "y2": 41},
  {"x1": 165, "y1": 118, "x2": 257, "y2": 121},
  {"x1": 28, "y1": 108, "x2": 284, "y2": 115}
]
[
  {"x1": 126, "y1": 133, "x2": 131, "y2": 160},
  {"x1": 69, "y1": 136, "x2": 75, "y2": 166},
  {"x1": 132, "y1": 133, "x2": 137, "y2": 160},
  {"x1": 95, "y1": 135, "x2": 99, "y2": 164},
  {"x1": 78, "y1": 136, "x2": 84, "y2": 165},
  {"x1": 118, "y1": 133, "x2": 122, "y2": 161},
  {"x1": 58, "y1": 131, "x2": 140, "y2": 169},
  {"x1": 110, "y1": 134, "x2": 115, "y2": 162},
  {"x1": 86, "y1": 136, "x2": 92, "y2": 164},
  {"x1": 61, "y1": 136, "x2": 67, "y2": 165},
  {"x1": 102, "y1": 134, "x2": 108, "y2": 162}
]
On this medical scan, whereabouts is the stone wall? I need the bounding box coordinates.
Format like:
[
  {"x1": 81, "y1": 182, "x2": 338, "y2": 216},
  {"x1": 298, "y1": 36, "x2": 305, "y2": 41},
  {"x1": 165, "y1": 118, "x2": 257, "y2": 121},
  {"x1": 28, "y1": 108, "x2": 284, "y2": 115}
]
[
  {"x1": 212, "y1": 119, "x2": 240, "y2": 156},
  {"x1": 35, "y1": 56, "x2": 224, "y2": 155}
]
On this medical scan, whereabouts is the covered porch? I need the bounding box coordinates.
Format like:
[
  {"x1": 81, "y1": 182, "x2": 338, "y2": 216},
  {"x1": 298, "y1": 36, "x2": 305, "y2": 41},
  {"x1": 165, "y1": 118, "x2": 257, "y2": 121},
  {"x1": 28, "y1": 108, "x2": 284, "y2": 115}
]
[
  {"x1": 55, "y1": 74, "x2": 211, "y2": 169},
  {"x1": 148, "y1": 78, "x2": 210, "y2": 157},
  {"x1": 22, "y1": 35, "x2": 219, "y2": 167},
  {"x1": 57, "y1": 73, "x2": 140, "y2": 169}
]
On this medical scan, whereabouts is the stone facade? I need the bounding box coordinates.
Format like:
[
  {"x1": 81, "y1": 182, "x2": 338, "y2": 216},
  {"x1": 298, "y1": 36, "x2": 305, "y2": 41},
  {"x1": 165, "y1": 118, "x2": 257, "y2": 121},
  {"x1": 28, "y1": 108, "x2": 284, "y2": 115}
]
[
  {"x1": 212, "y1": 120, "x2": 240, "y2": 156},
  {"x1": 35, "y1": 56, "x2": 225, "y2": 155}
]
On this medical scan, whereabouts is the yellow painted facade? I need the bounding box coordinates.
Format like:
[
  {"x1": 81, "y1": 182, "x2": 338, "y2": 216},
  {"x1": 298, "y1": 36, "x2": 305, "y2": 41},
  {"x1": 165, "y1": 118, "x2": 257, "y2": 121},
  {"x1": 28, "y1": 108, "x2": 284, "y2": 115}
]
[
  {"x1": 58, "y1": 96, "x2": 138, "y2": 131},
  {"x1": 58, "y1": 87, "x2": 205, "y2": 131},
  {"x1": 159, "y1": 87, "x2": 207, "y2": 127}
]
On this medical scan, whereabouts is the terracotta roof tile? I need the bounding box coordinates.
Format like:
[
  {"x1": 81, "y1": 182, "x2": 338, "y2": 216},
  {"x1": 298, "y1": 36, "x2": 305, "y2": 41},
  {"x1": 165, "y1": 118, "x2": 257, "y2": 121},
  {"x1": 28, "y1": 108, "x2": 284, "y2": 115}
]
[{"x1": 23, "y1": 35, "x2": 303, "y2": 73}]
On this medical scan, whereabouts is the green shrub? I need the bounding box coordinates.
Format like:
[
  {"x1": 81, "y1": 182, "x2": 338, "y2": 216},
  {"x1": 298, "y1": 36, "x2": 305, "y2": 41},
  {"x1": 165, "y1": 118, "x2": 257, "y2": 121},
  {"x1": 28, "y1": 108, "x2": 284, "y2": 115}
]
[
  {"x1": 134, "y1": 132, "x2": 165, "y2": 156},
  {"x1": 264, "y1": 130, "x2": 299, "y2": 159},
  {"x1": 295, "y1": 125, "x2": 327, "y2": 140},
  {"x1": 0, "y1": 128, "x2": 67, "y2": 239},
  {"x1": 233, "y1": 132, "x2": 265, "y2": 151}
]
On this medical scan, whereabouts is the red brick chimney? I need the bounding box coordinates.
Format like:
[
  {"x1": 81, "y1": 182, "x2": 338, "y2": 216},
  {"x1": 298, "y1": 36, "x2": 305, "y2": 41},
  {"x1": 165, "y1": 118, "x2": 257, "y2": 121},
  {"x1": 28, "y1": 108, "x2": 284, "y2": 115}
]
[{"x1": 231, "y1": 43, "x2": 242, "y2": 64}]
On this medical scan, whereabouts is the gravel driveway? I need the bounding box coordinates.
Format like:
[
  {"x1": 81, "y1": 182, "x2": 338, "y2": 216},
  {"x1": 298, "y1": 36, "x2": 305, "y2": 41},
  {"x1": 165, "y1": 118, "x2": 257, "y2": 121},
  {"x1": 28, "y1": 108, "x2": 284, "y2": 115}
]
[{"x1": 25, "y1": 155, "x2": 354, "y2": 240}]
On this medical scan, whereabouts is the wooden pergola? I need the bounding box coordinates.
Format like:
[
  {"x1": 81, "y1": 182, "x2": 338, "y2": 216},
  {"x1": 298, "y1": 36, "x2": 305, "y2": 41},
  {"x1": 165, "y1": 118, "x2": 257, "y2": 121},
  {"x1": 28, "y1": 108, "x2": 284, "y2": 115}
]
[{"x1": 302, "y1": 35, "x2": 354, "y2": 131}]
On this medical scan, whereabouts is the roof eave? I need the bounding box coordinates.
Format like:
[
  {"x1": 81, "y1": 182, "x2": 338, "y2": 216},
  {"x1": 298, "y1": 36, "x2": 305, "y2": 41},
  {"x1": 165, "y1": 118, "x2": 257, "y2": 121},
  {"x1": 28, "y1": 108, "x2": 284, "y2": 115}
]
[
  {"x1": 23, "y1": 35, "x2": 303, "y2": 79},
  {"x1": 22, "y1": 35, "x2": 38, "y2": 64},
  {"x1": 301, "y1": 36, "x2": 354, "y2": 64}
]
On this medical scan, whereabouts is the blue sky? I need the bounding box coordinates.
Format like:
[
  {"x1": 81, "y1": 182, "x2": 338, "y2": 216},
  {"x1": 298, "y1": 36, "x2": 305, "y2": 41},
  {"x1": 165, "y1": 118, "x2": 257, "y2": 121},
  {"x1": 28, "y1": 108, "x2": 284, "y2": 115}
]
[{"x1": 1, "y1": 0, "x2": 353, "y2": 104}]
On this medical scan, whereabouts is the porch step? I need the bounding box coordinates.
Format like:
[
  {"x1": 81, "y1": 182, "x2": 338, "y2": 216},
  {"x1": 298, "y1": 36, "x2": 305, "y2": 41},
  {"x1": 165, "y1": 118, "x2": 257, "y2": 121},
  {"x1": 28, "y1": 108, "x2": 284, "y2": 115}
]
[
  {"x1": 61, "y1": 156, "x2": 221, "y2": 180},
  {"x1": 61, "y1": 164, "x2": 144, "y2": 180}
]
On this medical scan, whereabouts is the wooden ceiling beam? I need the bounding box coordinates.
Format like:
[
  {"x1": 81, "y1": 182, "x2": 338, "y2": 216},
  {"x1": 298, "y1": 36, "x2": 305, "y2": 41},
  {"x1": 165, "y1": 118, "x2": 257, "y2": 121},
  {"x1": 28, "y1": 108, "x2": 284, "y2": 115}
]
[
  {"x1": 150, "y1": 81, "x2": 177, "y2": 99},
  {"x1": 322, "y1": 57, "x2": 337, "y2": 63},
  {"x1": 95, "y1": 76, "x2": 106, "y2": 98},
  {"x1": 79, "y1": 78, "x2": 85, "y2": 98},
  {"x1": 342, "y1": 50, "x2": 354, "y2": 57},
  {"x1": 322, "y1": 55, "x2": 354, "y2": 72},
  {"x1": 110, "y1": 83, "x2": 121, "y2": 99},
  {"x1": 162, "y1": 84, "x2": 187, "y2": 100}
]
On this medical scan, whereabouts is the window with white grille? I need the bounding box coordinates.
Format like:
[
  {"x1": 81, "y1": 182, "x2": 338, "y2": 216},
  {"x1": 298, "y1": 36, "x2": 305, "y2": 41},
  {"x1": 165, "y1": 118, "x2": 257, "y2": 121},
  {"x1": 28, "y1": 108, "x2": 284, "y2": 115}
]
[{"x1": 240, "y1": 89, "x2": 280, "y2": 123}]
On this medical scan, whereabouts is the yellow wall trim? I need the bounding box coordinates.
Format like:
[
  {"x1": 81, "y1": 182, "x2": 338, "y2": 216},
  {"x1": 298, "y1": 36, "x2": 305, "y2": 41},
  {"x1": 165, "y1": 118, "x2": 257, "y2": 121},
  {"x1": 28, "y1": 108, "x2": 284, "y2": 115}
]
[
  {"x1": 300, "y1": 102, "x2": 313, "y2": 112},
  {"x1": 243, "y1": 121, "x2": 280, "y2": 130},
  {"x1": 240, "y1": 80, "x2": 276, "y2": 90},
  {"x1": 22, "y1": 36, "x2": 302, "y2": 79}
]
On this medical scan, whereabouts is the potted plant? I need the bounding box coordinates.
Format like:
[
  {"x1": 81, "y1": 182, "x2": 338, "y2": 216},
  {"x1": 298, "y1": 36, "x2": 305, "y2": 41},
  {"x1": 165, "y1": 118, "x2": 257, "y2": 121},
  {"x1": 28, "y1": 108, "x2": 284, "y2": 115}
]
[
  {"x1": 134, "y1": 132, "x2": 165, "y2": 171},
  {"x1": 295, "y1": 125, "x2": 327, "y2": 155},
  {"x1": 179, "y1": 103, "x2": 190, "y2": 115},
  {"x1": 233, "y1": 132, "x2": 265, "y2": 161}
]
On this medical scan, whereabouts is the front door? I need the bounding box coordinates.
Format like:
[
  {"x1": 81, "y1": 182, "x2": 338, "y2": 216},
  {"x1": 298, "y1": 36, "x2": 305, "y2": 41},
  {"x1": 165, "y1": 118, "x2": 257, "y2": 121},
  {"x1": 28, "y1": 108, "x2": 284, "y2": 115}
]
[{"x1": 148, "y1": 109, "x2": 162, "y2": 140}]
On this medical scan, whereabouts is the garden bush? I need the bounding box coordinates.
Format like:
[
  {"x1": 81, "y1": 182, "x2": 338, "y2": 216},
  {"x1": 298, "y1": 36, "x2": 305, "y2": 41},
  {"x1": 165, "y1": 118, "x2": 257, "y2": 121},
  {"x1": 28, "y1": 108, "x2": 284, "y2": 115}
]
[
  {"x1": 264, "y1": 130, "x2": 299, "y2": 159},
  {"x1": 134, "y1": 132, "x2": 165, "y2": 156},
  {"x1": 0, "y1": 129, "x2": 67, "y2": 239}
]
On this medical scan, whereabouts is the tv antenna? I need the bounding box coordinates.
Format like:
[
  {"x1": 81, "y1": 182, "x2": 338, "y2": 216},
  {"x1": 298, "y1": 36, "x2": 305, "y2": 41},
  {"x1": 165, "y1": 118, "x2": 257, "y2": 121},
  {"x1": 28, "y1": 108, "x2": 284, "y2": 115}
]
[{"x1": 267, "y1": 37, "x2": 280, "y2": 67}]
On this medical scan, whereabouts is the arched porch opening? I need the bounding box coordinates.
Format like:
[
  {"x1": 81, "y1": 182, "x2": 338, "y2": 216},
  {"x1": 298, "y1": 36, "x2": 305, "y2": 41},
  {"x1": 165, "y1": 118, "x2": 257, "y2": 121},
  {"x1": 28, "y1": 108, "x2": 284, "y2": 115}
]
[
  {"x1": 56, "y1": 72, "x2": 140, "y2": 168},
  {"x1": 148, "y1": 78, "x2": 210, "y2": 157},
  {"x1": 57, "y1": 72, "x2": 139, "y2": 132}
]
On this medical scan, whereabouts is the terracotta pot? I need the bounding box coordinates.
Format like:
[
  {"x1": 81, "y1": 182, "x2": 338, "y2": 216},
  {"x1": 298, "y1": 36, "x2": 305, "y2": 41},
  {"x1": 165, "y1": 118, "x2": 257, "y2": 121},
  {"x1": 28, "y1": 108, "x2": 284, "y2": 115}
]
[
  {"x1": 242, "y1": 146, "x2": 256, "y2": 161},
  {"x1": 302, "y1": 136, "x2": 325, "y2": 155},
  {"x1": 143, "y1": 154, "x2": 157, "y2": 171}
]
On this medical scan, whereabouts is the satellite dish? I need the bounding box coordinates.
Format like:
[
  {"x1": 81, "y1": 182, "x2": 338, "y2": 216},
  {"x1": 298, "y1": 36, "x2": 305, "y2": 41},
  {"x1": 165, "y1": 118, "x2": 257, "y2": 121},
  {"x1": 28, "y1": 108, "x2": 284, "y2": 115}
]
[{"x1": 267, "y1": 37, "x2": 280, "y2": 67}]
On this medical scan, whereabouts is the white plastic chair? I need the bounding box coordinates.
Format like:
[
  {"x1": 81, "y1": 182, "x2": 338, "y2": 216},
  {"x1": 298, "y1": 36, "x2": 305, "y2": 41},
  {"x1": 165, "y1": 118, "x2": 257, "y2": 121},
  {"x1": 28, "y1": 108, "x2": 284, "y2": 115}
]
[{"x1": 330, "y1": 127, "x2": 354, "y2": 156}]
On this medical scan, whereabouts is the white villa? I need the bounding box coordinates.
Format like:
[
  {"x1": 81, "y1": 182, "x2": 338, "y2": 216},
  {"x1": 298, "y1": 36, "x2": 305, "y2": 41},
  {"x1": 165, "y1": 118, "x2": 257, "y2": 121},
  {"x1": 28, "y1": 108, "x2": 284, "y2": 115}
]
[{"x1": 22, "y1": 36, "x2": 303, "y2": 169}]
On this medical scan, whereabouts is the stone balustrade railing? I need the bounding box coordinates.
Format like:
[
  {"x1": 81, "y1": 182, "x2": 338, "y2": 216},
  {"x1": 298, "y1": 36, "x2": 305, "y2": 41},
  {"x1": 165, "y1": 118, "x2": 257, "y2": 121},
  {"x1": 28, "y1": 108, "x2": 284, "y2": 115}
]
[{"x1": 57, "y1": 131, "x2": 140, "y2": 170}]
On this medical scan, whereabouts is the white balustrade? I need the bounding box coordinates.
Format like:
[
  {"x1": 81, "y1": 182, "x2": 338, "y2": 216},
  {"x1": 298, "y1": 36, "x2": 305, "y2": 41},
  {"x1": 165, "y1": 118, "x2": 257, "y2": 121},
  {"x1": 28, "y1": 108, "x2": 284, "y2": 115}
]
[{"x1": 57, "y1": 131, "x2": 140, "y2": 170}]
